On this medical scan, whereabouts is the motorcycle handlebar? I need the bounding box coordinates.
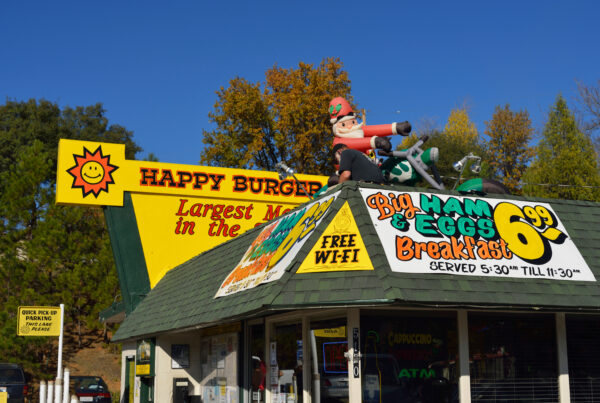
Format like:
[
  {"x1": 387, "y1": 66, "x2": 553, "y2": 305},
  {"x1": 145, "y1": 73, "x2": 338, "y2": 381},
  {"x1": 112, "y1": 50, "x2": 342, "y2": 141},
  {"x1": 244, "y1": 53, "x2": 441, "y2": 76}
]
[{"x1": 377, "y1": 135, "x2": 430, "y2": 157}]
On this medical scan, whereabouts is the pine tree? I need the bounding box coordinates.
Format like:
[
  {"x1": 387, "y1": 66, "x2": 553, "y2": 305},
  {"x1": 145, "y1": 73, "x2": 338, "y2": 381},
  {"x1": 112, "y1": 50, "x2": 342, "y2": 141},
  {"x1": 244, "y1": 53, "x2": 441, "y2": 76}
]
[
  {"x1": 0, "y1": 99, "x2": 138, "y2": 376},
  {"x1": 524, "y1": 95, "x2": 600, "y2": 201}
]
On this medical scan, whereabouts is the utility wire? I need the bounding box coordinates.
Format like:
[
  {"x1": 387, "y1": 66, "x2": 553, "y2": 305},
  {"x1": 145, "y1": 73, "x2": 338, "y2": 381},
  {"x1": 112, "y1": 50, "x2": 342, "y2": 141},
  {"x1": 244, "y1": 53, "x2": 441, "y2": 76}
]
[{"x1": 439, "y1": 175, "x2": 600, "y2": 189}]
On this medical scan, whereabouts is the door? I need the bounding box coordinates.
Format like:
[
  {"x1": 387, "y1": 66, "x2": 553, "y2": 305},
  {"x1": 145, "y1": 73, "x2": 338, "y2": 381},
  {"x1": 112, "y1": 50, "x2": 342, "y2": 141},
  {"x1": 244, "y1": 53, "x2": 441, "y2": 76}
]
[
  {"x1": 124, "y1": 357, "x2": 135, "y2": 403},
  {"x1": 139, "y1": 377, "x2": 154, "y2": 403},
  {"x1": 272, "y1": 322, "x2": 304, "y2": 403}
]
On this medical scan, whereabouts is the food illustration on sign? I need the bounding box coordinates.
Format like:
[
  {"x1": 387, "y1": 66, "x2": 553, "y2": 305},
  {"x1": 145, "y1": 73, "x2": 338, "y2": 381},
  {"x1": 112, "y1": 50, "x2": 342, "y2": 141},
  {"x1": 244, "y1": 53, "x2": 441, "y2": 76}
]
[{"x1": 215, "y1": 193, "x2": 338, "y2": 297}]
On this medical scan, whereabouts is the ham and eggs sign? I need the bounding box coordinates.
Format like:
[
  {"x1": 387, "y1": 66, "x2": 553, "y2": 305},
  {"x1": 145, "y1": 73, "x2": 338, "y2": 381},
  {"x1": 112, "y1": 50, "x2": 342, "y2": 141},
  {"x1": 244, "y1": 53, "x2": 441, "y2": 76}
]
[{"x1": 360, "y1": 189, "x2": 595, "y2": 281}]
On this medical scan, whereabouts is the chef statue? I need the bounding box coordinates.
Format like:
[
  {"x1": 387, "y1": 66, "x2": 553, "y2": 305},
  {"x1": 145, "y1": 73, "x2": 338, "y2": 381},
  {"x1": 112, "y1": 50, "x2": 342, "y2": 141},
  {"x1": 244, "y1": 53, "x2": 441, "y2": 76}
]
[{"x1": 329, "y1": 96, "x2": 412, "y2": 157}]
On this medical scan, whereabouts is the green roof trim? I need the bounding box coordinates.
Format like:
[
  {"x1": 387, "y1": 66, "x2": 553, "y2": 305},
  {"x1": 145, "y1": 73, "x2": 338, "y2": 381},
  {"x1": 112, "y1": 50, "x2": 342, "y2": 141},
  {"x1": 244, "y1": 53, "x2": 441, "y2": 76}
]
[
  {"x1": 113, "y1": 182, "x2": 600, "y2": 341},
  {"x1": 99, "y1": 300, "x2": 126, "y2": 324},
  {"x1": 104, "y1": 192, "x2": 151, "y2": 314}
]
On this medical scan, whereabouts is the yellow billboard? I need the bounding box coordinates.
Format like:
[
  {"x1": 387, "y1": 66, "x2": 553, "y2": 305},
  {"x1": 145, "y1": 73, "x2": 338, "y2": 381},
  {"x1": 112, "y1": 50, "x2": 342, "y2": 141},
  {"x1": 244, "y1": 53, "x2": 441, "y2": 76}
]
[
  {"x1": 57, "y1": 139, "x2": 325, "y2": 207},
  {"x1": 17, "y1": 306, "x2": 62, "y2": 336},
  {"x1": 56, "y1": 140, "x2": 328, "y2": 288}
]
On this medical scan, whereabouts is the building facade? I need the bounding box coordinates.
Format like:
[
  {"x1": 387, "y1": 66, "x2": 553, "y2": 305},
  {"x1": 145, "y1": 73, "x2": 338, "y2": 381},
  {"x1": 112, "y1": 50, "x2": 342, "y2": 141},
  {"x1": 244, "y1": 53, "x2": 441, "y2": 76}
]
[{"x1": 111, "y1": 182, "x2": 600, "y2": 403}]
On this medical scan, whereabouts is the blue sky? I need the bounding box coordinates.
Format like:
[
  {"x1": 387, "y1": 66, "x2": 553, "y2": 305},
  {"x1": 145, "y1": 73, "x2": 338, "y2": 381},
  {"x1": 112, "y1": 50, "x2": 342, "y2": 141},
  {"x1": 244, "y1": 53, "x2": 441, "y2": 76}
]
[{"x1": 2, "y1": 1, "x2": 598, "y2": 167}]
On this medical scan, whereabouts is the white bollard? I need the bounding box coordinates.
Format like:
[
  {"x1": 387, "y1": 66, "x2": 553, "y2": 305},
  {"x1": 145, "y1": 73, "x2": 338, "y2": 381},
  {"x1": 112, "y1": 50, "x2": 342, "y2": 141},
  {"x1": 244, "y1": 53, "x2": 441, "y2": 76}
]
[
  {"x1": 55, "y1": 377, "x2": 63, "y2": 403},
  {"x1": 63, "y1": 368, "x2": 70, "y2": 403},
  {"x1": 39, "y1": 380, "x2": 47, "y2": 403},
  {"x1": 70, "y1": 394, "x2": 79, "y2": 403},
  {"x1": 47, "y1": 380, "x2": 54, "y2": 403}
]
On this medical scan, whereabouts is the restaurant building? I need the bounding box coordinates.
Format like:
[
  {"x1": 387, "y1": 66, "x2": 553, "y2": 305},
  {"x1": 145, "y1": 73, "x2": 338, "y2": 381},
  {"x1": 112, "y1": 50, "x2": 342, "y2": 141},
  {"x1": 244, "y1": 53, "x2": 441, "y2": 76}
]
[{"x1": 110, "y1": 181, "x2": 600, "y2": 403}]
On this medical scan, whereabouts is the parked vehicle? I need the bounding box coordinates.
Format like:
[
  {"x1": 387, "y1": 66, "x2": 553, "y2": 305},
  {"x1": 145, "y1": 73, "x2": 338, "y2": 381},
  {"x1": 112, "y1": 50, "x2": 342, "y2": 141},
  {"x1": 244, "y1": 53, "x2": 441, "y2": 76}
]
[
  {"x1": 70, "y1": 376, "x2": 111, "y2": 403},
  {"x1": 0, "y1": 363, "x2": 29, "y2": 403}
]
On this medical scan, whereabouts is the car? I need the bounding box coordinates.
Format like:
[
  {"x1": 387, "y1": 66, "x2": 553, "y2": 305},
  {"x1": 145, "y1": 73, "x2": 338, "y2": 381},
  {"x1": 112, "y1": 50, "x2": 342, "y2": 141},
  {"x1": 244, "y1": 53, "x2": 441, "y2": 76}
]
[
  {"x1": 0, "y1": 363, "x2": 29, "y2": 403},
  {"x1": 70, "y1": 376, "x2": 112, "y2": 403},
  {"x1": 321, "y1": 373, "x2": 348, "y2": 402}
]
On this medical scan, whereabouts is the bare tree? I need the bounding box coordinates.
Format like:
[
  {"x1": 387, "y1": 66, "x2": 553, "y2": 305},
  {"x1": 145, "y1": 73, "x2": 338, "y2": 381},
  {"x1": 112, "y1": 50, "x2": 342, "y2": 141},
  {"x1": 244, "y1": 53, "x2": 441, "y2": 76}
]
[
  {"x1": 576, "y1": 80, "x2": 600, "y2": 162},
  {"x1": 577, "y1": 79, "x2": 600, "y2": 133}
]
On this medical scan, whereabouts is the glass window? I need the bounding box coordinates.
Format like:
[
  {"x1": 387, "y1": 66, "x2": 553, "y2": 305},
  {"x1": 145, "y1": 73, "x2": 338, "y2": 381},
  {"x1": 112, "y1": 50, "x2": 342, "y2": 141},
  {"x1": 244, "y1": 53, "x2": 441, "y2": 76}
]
[
  {"x1": 273, "y1": 323, "x2": 303, "y2": 403},
  {"x1": 310, "y1": 318, "x2": 348, "y2": 403},
  {"x1": 567, "y1": 315, "x2": 600, "y2": 402},
  {"x1": 198, "y1": 332, "x2": 238, "y2": 403},
  {"x1": 469, "y1": 313, "x2": 557, "y2": 402},
  {"x1": 361, "y1": 311, "x2": 458, "y2": 403},
  {"x1": 249, "y1": 324, "x2": 266, "y2": 403}
]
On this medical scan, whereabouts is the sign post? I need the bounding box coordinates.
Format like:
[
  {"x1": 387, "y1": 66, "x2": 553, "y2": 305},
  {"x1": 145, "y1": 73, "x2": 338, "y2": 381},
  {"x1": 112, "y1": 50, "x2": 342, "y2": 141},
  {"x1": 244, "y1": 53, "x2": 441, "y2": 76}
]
[
  {"x1": 17, "y1": 305, "x2": 65, "y2": 403},
  {"x1": 55, "y1": 304, "x2": 65, "y2": 403}
]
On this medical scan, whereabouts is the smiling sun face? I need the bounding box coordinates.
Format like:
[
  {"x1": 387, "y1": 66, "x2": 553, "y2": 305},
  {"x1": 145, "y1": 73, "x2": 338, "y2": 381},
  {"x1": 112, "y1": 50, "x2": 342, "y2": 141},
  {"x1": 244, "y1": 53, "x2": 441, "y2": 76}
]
[
  {"x1": 81, "y1": 161, "x2": 105, "y2": 184},
  {"x1": 68, "y1": 146, "x2": 118, "y2": 197}
]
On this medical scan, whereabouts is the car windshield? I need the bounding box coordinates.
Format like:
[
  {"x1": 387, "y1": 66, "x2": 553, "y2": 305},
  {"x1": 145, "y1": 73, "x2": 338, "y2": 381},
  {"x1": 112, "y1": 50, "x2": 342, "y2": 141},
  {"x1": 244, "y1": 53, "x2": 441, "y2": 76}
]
[
  {"x1": 71, "y1": 377, "x2": 108, "y2": 392},
  {"x1": 0, "y1": 368, "x2": 25, "y2": 383}
]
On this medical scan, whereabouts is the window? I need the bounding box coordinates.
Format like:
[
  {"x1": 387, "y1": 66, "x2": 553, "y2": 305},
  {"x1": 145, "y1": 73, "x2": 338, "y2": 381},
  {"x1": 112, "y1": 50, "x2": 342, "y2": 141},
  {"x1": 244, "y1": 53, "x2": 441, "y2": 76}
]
[
  {"x1": 361, "y1": 311, "x2": 458, "y2": 403},
  {"x1": 469, "y1": 313, "x2": 557, "y2": 402},
  {"x1": 567, "y1": 315, "x2": 600, "y2": 402}
]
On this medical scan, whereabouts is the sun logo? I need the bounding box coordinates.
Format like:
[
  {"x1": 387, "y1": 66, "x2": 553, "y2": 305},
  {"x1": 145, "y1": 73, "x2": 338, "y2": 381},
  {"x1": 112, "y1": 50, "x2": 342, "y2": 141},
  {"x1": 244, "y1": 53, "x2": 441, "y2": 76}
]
[{"x1": 67, "y1": 146, "x2": 118, "y2": 197}]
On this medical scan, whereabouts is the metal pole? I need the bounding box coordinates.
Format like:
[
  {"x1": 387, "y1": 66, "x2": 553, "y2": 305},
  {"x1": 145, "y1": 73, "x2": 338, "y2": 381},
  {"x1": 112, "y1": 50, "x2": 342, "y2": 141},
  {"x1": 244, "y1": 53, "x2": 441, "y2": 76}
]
[
  {"x1": 57, "y1": 304, "x2": 64, "y2": 378},
  {"x1": 39, "y1": 380, "x2": 47, "y2": 403},
  {"x1": 47, "y1": 381, "x2": 54, "y2": 403},
  {"x1": 310, "y1": 330, "x2": 320, "y2": 403},
  {"x1": 63, "y1": 367, "x2": 70, "y2": 403},
  {"x1": 55, "y1": 377, "x2": 63, "y2": 403},
  {"x1": 55, "y1": 304, "x2": 65, "y2": 403}
]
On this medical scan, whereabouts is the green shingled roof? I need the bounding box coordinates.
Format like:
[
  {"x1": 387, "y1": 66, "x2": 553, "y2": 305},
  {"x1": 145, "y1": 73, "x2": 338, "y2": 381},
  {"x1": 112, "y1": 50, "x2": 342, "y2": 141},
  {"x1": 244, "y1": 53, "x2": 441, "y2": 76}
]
[{"x1": 113, "y1": 182, "x2": 600, "y2": 341}]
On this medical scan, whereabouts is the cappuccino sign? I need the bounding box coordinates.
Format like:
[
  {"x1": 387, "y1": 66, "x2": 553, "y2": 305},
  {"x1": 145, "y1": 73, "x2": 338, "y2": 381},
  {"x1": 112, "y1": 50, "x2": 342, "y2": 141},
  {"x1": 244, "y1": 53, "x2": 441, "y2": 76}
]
[{"x1": 360, "y1": 189, "x2": 595, "y2": 281}]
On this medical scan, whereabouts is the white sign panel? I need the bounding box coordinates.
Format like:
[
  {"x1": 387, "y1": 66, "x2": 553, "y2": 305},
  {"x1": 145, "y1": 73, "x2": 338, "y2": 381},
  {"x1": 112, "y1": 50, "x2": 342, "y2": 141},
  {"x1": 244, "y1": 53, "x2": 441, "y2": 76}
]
[
  {"x1": 360, "y1": 189, "x2": 595, "y2": 281},
  {"x1": 215, "y1": 192, "x2": 338, "y2": 297}
]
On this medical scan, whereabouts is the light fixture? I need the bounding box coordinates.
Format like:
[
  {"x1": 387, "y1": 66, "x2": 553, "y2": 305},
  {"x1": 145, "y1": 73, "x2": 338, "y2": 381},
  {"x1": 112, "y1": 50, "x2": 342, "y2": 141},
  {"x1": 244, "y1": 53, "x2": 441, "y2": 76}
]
[
  {"x1": 453, "y1": 156, "x2": 468, "y2": 172},
  {"x1": 470, "y1": 158, "x2": 481, "y2": 174},
  {"x1": 452, "y1": 152, "x2": 482, "y2": 189},
  {"x1": 275, "y1": 162, "x2": 294, "y2": 180},
  {"x1": 275, "y1": 162, "x2": 313, "y2": 200}
]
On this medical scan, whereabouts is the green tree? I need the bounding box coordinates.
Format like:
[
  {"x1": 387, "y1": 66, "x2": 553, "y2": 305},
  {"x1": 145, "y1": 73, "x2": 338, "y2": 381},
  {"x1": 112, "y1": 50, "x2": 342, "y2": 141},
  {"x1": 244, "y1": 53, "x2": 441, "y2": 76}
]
[
  {"x1": 484, "y1": 105, "x2": 535, "y2": 194},
  {"x1": 444, "y1": 107, "x2": 479, "y2": 149},
  {"x1": 0, "y1": 99, "x2": 139, "y2": 375},
  {"x1": 523, "y1": 95, "x2": 600, "y2": 201},
  {"x1": 201, "y1": 57, "x2": 352, "y2": 175},
  {"x1": 397, "y1": 110, "x2": 488, "y2": 189}
]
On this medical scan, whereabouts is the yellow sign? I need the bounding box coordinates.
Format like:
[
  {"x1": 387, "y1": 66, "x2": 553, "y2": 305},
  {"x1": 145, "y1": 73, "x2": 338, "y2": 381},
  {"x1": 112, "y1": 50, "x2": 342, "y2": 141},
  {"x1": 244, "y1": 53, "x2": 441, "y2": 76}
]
[
  {"x1": 17, "y1": 306, "x2": 61, "y2": 336},
  {"x1": 56, "y1": 140, "x2": 328, "y2": 288},
  {"x1": 0, "y1": 391, "x2": 7, "y2": 403},
  {"x1": 297, "y1": 201, "x2": 374, "y2": 273},
  {"x1": 314, "y1": 326, "x2": 346, "y2": 338},
  {"x1": 57, "y1": 139, "x2": 325, "y2": 207},
  {"x1": 135, "y1": 364, "x2": 150, "y2": 376},
  {"x1": 132, "y1": 193, "x2": 303, "y2": 287}
]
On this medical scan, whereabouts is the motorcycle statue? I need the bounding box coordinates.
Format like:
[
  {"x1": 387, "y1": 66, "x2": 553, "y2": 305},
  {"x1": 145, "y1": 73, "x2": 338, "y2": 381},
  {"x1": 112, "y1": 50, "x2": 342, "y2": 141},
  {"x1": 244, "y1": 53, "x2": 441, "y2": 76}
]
[
  {"x1": 312, "y1": 135, "x2": 509, "y2": 198},
  {"x1": 378, "y1": 134, "x2": 509, "y2": 194}
]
